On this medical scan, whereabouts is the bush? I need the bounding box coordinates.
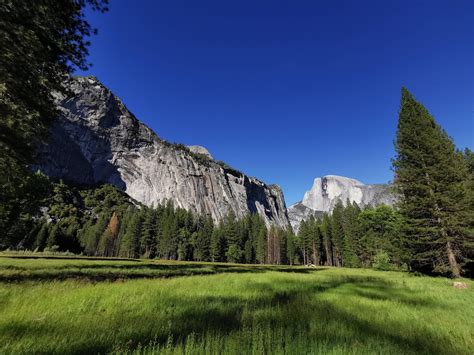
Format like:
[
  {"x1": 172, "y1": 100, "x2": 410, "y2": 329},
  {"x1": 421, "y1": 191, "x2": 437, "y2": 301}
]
[
  {"x1": 226, "y1": 245, "x2": 243, "y2": 263},
  {"x1": 372, "y1": 250, "x2": 391, "y2": 271}
]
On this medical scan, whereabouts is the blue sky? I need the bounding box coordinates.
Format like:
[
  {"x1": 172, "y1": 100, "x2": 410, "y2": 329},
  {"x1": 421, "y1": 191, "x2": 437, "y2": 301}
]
[{"x1": 81, "y1": 0, "x2": 474, "y2": 205}]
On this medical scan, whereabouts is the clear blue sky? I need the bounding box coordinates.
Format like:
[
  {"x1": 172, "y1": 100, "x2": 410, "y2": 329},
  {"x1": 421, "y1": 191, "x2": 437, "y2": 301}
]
[{"x1": 80, "y1": 0, "x2": 474, "y2": 205}]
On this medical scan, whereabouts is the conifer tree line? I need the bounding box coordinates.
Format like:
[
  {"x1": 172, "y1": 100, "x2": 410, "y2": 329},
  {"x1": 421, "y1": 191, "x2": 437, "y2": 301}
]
[
  {"x1": 15, "y1": 182, "x2": 296, "y2": 265},
  {"x1": 14, "y1": 180, "x2": 408, "y2": 269},
  {"x1": 297, "y1": 201, "x2": 406, "y2": 270}
]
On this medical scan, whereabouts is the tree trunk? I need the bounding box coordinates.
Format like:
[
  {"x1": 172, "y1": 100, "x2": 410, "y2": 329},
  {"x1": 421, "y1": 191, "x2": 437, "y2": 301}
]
[
  {"x1": 312, "y1": 240, "x2": 319, "y2": 265},
  {"x1": 446, "y1": 240, "x2": 461, "y2": 278},
  {"x1": 324, "y1": 240, "x2": 332, "y2": 266}
]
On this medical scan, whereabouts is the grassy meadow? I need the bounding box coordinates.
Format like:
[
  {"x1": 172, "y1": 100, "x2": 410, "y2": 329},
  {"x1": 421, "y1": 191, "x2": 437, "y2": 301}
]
[{"x1": 0, "y1": 255, "x2": 472, "y2": 354}]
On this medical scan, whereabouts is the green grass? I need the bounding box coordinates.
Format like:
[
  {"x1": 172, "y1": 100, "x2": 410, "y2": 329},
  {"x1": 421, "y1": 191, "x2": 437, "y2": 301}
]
[{"x1": 0, "y1": 255, "x2": 472, "y2": 354}]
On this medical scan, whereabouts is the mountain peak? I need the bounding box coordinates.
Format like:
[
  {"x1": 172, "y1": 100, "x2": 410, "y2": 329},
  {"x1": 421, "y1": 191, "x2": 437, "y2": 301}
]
[
  {"x1": 289, "y1": 174, "x2": 396, "y2": 232},
  {"x1": 319, "y1": 175, "x2": 364, "y2": 185}
]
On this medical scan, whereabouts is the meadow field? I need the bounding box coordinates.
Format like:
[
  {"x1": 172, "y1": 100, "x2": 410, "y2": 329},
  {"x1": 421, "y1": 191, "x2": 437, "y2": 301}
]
[{"x1": 0, "y1": 254, "x2": 472, "y2": 354}]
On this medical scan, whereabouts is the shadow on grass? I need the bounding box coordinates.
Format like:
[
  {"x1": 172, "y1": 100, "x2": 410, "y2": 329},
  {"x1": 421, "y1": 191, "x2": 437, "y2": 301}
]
[
  {"x1": 2, "y1": 274, "x2": 460, "y2": 355},
  {"x1": 0, "y1": 254, "x2": 142, "y2": 262},
  {"x1": 121, "y1": 278, "x2": 459, "y2": 355},
  {"x1": 0, "y1": 256, "x2": 325, "y2": 283}
]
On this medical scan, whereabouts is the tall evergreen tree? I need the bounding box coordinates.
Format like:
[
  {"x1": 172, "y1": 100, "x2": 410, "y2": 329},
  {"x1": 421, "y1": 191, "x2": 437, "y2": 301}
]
[
  {"x1": 255, "y1": 224, "x2": 267, "y2": 264},
  {"x1": 83, "y1": 212, "x2": 108, "y2": 255},
  {"x1": 393, "y1": 88, "x2": 469, "y2": 277},
  {"x1": 97, "y1": 211, "x2": 119, "y2": 257},
  {"x1": 119, "y1": 209, "x2": 143, "y2": 258},
  {"x1": 140, "y1": 208, "x2": 157, "y2": 258},
  {"x1": 320, "y1": 213, "x2": 333, "y2": 266},
  {"x1": 0, "y1": 0, "x2": 108, "y2": 247},
  {"x1": 210, "y1": 227, "x2": 227, "y2": 262},
  {"x1": 297, "y1": 220, "x2": 310, "y2": 265},
  {"x1": 192, "y1": 216, "x2": 212, "y2": 261},
  {"x1": 286, "y1": 232, "x2": 297, "y2": 266},
  {"x1": 342, "y1": 201, "x2": 361, "y2": 267},
  {"x1": 331, "y1": 201, "x2": 345, "y2": 267},
  {"x1": 222, "y1": 212, "x2": 241, "y2": 257},
  {"x1": 462, "y1": 149, "x2": 474, "y2": 274},
  {"x1": 267, "y1": 226, "x2": 281, "y2": 265},
  {"x1": 312, "y1": 224, "x2": 323, "y2": 265}
]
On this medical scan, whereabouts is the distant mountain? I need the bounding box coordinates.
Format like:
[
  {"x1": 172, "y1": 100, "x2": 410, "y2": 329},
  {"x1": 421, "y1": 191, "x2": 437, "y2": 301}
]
[
  {"x1": 35, "y1": 76, "x2": 290, "y2": 228},
  {"x1": 288, "y1": 175, "x2": 397, "y2": 232}
]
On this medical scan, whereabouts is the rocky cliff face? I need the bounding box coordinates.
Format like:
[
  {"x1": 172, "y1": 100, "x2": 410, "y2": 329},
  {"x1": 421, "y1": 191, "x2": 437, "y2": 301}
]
[
  {"x1": 36, "y1": 76, "x2": 290, "y2": 228},
  {"x1": 288, "y1": 175, "x2": 396, "y2": 232}
]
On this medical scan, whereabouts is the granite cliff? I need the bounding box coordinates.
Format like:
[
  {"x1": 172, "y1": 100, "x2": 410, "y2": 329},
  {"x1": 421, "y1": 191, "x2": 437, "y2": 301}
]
[{"x1": 36, "y1": 76, "x2": 290, "y2": 228}]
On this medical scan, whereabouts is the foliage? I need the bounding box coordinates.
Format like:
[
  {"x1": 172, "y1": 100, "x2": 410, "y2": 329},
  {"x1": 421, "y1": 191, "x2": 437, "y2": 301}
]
[
  {"x1": 225, "y1": 244, "x2": 243, "y2": 263},
  {"x1": 297, "y1": 202, "x2": 407, "y2": 270},
  {"x1": 393, "y1": 88, "x2": 472, "y2": 277},
  {"x1": 372, "y1": 250, "x2": 391, "y2": 270},
  {"x1": 5, "y1": 181, "x2": 301, "y2": 265},
  {"x1": 0, "y1": 0, "x2": 108, "y2": 249}
]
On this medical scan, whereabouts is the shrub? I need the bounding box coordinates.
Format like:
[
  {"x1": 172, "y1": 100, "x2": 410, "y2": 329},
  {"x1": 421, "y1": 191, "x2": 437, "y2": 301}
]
[
  {"x1": 372, "y1": 250, "x2": 391, "y2": 271},
  {"x1": 226, "y1": 245, "x2": 243, "y2": 263}
]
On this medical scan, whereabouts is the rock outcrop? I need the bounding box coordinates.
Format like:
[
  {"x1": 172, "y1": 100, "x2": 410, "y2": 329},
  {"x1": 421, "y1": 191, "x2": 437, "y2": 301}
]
[
  {"x1": 288, "y1": 175, "x2": 396, "y2": 232},
  {"x1": 187, "y1": 145, "x2": 213, "y2": 159},
  {"x1": 36, "y1": 76, "x2": 290, "y2": 228}
]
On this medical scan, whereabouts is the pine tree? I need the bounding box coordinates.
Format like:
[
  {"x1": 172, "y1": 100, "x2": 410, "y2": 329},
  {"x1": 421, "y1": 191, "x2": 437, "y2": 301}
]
[
  {"x1": 177, "y1": 228, "x2": 191, "y2": 261},
  {"x1": 118, "y1": 209, "x2": 143, "y2": 258},
  {"x1": 331, "y1": 200, "x2": 345, "y2": 267},
  {"x1": 140, "y1": 208, "x2": 157, "y2": 258},
  {"x1": 248, "y1": 214, "x2": 268, "y2": 264},
  {"x1": 34, "y1": 221, "x2": 49, "y2": 251},
  {"x1": 286, "y1": 232, "x2": 297, "y2": 266},
  {"x1": 462, "y1": 149, "x2": 474, "y2": 273},
  {"x1": 243, "y1": 238, "x2": 254, "y2": 264},
  {"x1": 210, "y1": 227, "x2": 227, "y2": 262},
  {"x1": 393, "y1": 88, "x2": 469, "y2": 277},
  {"x1": 320, "y1": 214, "x2": 333, "y2": 266},
  {"x1": 255, "y1": 225, "x2": 267, "y2": 264},
  {"x1": 0, "y1": 1, "x2": 108, "y2": 248},
  {"x1": 159, "y1": 207, "x2": 178, "y2": 260},
  {"x1": 298, "y1": 220, "x2": 310, "y2": 265},
  {"x1": 97, "y1": 211, "x2": 119, "y2": 257},
  {"x1": 84, "y1": 212, "x2": 109, "y2": 255},
  {"x1": 310, "y1": 221, "x2": 322, "y2": 266},
  {"x1": 46, "y1": 223, "x2": 61, "y2": 249},
  {"x1": 222, "y1": 212, "x2": 240, "y2": 260},
  {"x1": 342, "y1": 201, "x2": 361, "y2": 267},
  {"x1": 267, "y1": 226, "x2": 281, "y2": 264},
  {"x1": 279, "y1": 229, "x2": 288, "y2": 265},
  {"x1": 226, "y1": 244, "x2": 243, "y2": 263}
]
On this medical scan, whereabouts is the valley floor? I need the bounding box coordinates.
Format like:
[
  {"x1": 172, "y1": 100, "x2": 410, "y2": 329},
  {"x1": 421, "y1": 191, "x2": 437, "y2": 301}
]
[{"x1": 0, "y1": 255, "x2": 472, "y2": 354}]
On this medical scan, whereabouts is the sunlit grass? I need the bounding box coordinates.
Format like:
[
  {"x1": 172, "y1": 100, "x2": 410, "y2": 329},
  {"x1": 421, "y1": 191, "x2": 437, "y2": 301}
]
[{"x1": 0, "y1": 255, "x2": 472, "y2": 354}]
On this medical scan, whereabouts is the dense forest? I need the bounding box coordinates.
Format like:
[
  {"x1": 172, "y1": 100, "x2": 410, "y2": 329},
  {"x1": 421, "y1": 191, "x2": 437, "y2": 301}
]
[
  {"x1": 4, "y1": 164, "x2": 471, "y2": 277},
  {"x1": 6, "y1": 180, "x2": 289, "y2": 265},
  {"x1": 0, "y1": 177, "x2": 403, "y2": 269},
  {"x1": 298, "y1": 201, "x2": 405, "y2": 270}
]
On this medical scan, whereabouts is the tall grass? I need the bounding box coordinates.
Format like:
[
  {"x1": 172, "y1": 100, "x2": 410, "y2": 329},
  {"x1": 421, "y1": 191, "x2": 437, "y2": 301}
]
[{"x1": 0, "y1": 255, "x2": 472, "y2": 354}]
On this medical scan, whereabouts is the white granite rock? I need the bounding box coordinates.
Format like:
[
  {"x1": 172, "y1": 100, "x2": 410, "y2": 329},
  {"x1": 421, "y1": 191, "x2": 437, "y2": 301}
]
[
  {"x1": 289, "y1": 175, "x2": 396, "y2": 232},
  {"x1": 36, "y1": 76, "x2": 290, "y2": 229},
  {"x1": 187, "y1": 145, "x2": 213, "y2": 159}
]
